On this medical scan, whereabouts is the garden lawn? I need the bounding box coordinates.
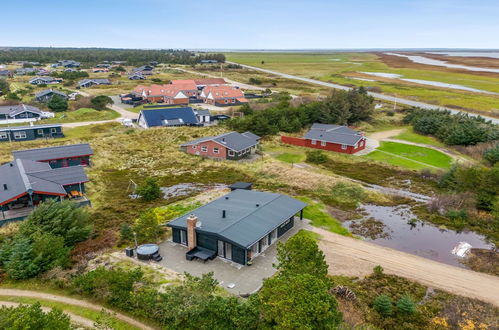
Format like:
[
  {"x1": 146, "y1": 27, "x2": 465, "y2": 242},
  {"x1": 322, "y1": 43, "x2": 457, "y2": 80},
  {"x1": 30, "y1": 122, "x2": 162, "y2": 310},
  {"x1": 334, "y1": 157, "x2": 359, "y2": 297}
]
[
  {"x1": 364, "y1": 141, "x2": 453, "y2": 170},
  {"x1": 275, "y1": 152, "x2": 305, "y2": 164},
  {"x1": 297, "y1": 196, "x2": 350, "y2": 236},
  {"x1": 392, "y1": 127, "x2": 445, "y2": 147},
  {"x1": 42, "y1": 108, "x2": 120, "y2": 123}
]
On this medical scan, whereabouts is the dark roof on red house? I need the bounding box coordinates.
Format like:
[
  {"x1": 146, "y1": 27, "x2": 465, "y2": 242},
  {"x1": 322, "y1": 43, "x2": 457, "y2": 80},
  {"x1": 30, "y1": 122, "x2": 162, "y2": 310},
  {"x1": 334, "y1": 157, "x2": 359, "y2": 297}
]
[{"x1": 304, "y1": 123, "x2": 364, "y2": 146}]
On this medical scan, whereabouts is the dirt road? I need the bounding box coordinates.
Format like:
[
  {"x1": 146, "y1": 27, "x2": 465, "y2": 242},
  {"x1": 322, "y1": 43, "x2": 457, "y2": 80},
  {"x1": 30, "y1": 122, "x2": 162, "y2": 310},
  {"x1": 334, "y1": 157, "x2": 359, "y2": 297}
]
[
  {"x1": 0, "y1": 289, "x2": 155, "y2": 329},
  {"x1": 312, "y1": 227, "x2": 499, "y2": 306},
  {"x1": 0, "y1": 301, "x2": 94, "y2": 327}
]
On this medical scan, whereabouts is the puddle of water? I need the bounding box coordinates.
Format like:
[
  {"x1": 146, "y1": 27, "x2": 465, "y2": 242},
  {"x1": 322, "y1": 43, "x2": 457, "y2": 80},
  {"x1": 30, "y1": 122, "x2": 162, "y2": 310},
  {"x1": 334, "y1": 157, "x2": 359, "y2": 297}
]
[
  {"x1": 359, "y1": 71, "x2": 497, "y2": 95},
  {"x1": 360, "y1": 72, "x2": 402, "y2": 79},
  {"x1": 161, "y1": 183, "x2": 228, "y2": 199},
  {"x1": 400, "y1": 78, "x2": 499, "y2": 95},
  {"x1": 351, "y1": 77, "x2": 376, "y2": 82},
  {"x1": 426, "y1": 52, "x2": 499, "y2": 59},
  {"x1": 344, "y1": 204, "x2": 495, "y2": 268},
  {"x1": 385, "y1": 52, "x2": 499, "y2": 74}
]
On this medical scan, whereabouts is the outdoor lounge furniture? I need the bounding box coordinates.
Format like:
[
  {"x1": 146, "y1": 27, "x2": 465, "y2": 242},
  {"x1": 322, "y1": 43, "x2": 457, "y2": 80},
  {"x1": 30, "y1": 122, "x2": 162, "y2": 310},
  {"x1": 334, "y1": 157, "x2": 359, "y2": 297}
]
[{"x1": 186, "y1": 247, "x2": 216, "y2": 262}]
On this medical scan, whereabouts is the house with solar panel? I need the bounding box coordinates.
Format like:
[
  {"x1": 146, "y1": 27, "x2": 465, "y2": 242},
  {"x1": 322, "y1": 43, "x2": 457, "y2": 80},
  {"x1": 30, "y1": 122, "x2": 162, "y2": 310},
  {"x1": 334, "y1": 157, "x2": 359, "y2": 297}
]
[
  {"x1": 167, "y1": 188, "x2": 307, "y2": 265},
  {"x1": 137, "y1": 107, "x2": 201, "y2": 128},
  {"x1": 180, "y1": 131, "x2": 260, "y2": 160},
  {"x1": 0, "y1": 144, "x2": 92, "y2": 223},
  {"x1": 281, "y1": 123, "x2": 367, "y2": 154}
]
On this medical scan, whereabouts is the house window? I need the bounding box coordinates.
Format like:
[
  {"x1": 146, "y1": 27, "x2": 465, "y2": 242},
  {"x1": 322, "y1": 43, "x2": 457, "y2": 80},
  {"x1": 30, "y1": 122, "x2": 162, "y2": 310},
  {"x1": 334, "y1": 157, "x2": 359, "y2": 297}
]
[
  {"x1": 321, "y1": 141, "x2": 326, "y2": 146},
  {"x1": 50, "y1": 128, "x2": 57, "y2": 133},
  {"x1": 0, "y1": 132, "x2": 7, "y2": 139},
  {"x1": 341, "y1": 144, "x2": 347, "y2": 150},
  {"x1": 201, "y1": 146, "x2": 208, "y2": 152},
  {"x1": 192, "y1": 145, "x2": 197, "y2": 149},
  {"x1": 37, "y1": 129, "x2": 44, "y2": 135},
  {"x1": 14, "y1": 131, "x2": 27, "y2": 139},
  {"x1": 228, "y1": 150, "x2": 235, "y2": 157},
  {"x1": 311, "y1": 139, "x2": 316, "y2": 145},
  {"x1": 213, "y1": 147, "x2": 219, "y2": 154},
  {"x1": 224, "y1": 99, "x2": 228, "y2": 104}
]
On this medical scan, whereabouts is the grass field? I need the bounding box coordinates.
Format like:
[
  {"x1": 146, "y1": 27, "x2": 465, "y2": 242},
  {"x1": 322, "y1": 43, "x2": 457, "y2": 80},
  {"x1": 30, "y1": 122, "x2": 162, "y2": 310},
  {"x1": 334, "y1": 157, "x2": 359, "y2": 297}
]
[
  {"x1": 393, "y1": 127, "x2": 445, "y2": 147},
  {"x1": 42, "y1": 108, "x2": 119, "y2": 123},
  {"x1": 364, "y1": 141, "x2": 453, "y2": 170},
  {"x1": 275, "y1": 152, "x2": 305, "y2": 163},
  {"x1": 225, "y1": 52, "x2": 499, "y2": 115}
]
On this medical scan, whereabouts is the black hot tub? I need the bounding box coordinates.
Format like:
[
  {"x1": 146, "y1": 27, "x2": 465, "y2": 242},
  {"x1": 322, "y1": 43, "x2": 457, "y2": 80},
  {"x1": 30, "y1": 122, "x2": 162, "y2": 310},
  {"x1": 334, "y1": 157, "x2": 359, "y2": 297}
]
[{"x1": 136, "y1": 244, "x2": 162, "y2": 261}]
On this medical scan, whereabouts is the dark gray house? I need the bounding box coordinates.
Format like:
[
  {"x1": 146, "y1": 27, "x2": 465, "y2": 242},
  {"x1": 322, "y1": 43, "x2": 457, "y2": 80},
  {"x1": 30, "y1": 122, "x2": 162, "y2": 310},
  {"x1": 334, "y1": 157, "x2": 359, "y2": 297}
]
[
  {"x1": 0, "y1": 104, "x2": 43, "y2": 122},
  {"x1": 0, "y1": 70, "x2": 13, "y2": 78},
  {"x1": 0, "y1": 124, "x2": 63, "y2": 142},
  {"x1": 167, "y1": 189, "x2": 307, "y2": 265},
  {"x1": 131, "y1": 65, "x2": 153, "y2": 75},
  {"x1": 12, "y1": 143, "x2": 93, "y2": 168},
  {"x1": 35, "y1": 89, "x2": 68, "y2": 102},
  {"x1": 78, "y1": 79, "x2": 111, "y2": 88},
  {"x1": 29, "y1": 76, "x2": 62, "y2": 85},
  {"x1": 0, "y1": 158, "x2": 89, "y2": 223}
]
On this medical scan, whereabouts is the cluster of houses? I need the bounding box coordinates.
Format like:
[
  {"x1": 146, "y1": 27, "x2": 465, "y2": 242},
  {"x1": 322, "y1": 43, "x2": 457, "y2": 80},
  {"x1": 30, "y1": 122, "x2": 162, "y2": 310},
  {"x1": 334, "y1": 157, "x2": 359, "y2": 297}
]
[
  {"x1": 124, "y1": 78, "x2": 247, "y2": 107},
  {"x1": 51, "y1": 60, "x2": 81, "y2": 68},
  {"x1": 0, "y1": 144, "x2": 92, "y2": 222}
]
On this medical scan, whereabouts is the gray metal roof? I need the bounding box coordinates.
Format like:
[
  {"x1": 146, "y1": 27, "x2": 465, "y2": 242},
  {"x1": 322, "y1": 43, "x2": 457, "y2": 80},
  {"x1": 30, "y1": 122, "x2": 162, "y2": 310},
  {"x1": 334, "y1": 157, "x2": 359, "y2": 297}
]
[
  {"x1": 78, "y1": 79, "x2": 111, "y2": 86},
  {"x1": 35, "y1": 89, "x2": 67, "y2": 99},
  {"x1": 167, "y1": 189, "x2": 307, "y2": 248},
  {"x1": 194, "y1": 109, "x2": 210, "y2": 116},
  {"x1": 0, "y1": 159, "x2": 88, "y2": 205},
  {"x1": 0, "y1": 104, "x2": 42, "y2": 117},
  {"x1": 12, "y1": 143, "x2": 93, "y2": 162},
  {"x1": 304, "y1": 123, "x2": 364, "y2": 146},
  {"x1": 181, "y1": 131, "x2": 260, "y2": 152},
  {"x1": 0, "y1": 124, "x2": 62, "y2": 132},
  {"x1": 241, "y1": 131, "x2": 261, "y2": 141}
]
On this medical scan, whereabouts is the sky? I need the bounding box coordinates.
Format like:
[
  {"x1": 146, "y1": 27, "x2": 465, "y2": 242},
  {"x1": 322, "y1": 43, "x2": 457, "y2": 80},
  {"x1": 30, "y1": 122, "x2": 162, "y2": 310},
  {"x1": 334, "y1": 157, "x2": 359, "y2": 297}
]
[{"x1": 1, "y1": 0, "x2": 498, "y2": 49}]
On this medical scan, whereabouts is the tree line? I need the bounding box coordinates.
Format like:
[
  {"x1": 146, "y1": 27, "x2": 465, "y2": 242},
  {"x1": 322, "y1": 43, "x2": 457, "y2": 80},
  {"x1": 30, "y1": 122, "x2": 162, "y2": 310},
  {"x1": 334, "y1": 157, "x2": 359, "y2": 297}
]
[
  {"x1": 404, "y1": 108, "x2": 499, "y2": 146},
  {"x1": 0, "y1": 47, "x2": 225, "y2": 66},
  {"x1": 227, "y1": 87, "x2": 375, "y2": 136}
]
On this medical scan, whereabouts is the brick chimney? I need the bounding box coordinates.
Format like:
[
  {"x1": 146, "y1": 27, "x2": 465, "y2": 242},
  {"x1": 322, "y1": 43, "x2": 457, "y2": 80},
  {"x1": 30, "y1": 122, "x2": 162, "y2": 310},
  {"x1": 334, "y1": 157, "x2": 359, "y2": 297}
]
[{"x1": 187, "y1": 214, "x2": 197, "y2": 251}]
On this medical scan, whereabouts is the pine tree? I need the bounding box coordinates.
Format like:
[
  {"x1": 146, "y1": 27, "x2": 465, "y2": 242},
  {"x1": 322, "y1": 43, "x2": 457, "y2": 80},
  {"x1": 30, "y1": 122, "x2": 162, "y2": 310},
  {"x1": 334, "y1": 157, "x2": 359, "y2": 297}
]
[
  {"x1": 373, "y1": 294, "x2": 393, "y2": 317},
  {"x1": 397, "y1": 295, "x2": 416, "y2": 315}
]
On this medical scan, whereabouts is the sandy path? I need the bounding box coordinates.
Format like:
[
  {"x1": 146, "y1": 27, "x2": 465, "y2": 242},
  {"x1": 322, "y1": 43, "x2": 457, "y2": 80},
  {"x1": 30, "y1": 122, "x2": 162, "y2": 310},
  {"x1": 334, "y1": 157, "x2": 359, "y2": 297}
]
[
  {"x1": 0, "y1": 289, "x2": 155, "y2": 329},
  {"x1": 0, "y1": 301, "x2": 94, "y2": 327},
  {"x1": 312, "y1": 227, "x2": 499, "y2": 306}
]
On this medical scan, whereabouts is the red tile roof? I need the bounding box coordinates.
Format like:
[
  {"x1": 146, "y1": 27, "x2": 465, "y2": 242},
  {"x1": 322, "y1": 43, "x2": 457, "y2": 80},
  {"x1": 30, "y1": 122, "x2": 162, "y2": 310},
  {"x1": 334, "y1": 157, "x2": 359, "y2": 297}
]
[
  {"x1": 169, "y1": 80, "x2": 197, "y2": 90},
  {"x1": 202, "y1": 86, "x2": 244, "y2": 99},
  {"x1": 133, "y1": 84, "x2": 188, "y2": 98},
  {"x1": 194, "y1": 78, "x2": 226, "y2": 85}
]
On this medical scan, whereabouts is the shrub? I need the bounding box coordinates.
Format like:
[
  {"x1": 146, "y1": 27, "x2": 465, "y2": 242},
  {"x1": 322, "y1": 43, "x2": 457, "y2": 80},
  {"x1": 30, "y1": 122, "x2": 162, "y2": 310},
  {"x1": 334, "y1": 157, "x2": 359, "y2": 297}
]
[
  {"x1": 47, "y1": 94, "x2": 68, "y2": 112},
  {"x1": 306, "y1": 150, "x2": 328, "y2": 164},
  {"x1": 91, "y1": 95, "x2": 113, "y2": 110},
  {"x1": 136, "y1": 177, "x2": 162, "y2": 201},
  {"x1": 0, "y1": 303, "x2": 71, "y2": 329},
  {"x1": 119, "y1": 223, "x2": 134, "y2": 242},
  {"x1": 373, "y1": 294, "x2": 393, "y2": 317},
  {"x1": 397, "y1": 295, "x2": 416, "y2": 315},
  {"x1": 249, "y1": 77, "x2": 262, "y2": 85},
  {"x1": 373, "y1": 265, "x2": 384, "y2": 276},
  {"x1": 484, "y1": 144, "x2": 499, "y2": 165},
  {"x1": 132, "y1": 210, "x2": 164, "y2": 243}
]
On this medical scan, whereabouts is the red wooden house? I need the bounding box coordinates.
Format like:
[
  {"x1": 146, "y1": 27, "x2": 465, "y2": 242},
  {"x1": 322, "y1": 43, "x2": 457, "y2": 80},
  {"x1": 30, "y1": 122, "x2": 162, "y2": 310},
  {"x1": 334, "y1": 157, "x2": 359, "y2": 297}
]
[{"x1": 281, "y1": 123, "x2": 366, "y2": 154}]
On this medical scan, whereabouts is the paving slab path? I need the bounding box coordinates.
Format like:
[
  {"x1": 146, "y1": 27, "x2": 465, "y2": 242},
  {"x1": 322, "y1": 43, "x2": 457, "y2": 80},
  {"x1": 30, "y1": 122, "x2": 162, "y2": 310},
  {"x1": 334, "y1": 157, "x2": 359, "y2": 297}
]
[
  {"x1": 0, "y1": 289, "x2": 156, "y2": 329},
  {"x1": 312, "y1": 227, "x2": 499, "y2": 307}
]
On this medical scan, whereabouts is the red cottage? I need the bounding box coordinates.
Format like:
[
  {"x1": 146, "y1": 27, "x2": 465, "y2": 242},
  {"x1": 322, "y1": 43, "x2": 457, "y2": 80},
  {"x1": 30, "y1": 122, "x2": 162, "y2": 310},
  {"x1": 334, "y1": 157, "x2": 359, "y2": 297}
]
[{"x1": 281, "y1": 123, "x2": 366, "y2": 154}]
